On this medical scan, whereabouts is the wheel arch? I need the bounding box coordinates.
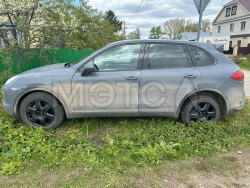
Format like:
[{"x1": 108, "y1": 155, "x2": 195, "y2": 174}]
[
  {"x1": 177, "y1": 89, "x2": 229, "y2": 118},
  {"x1": 14, "y1": 88, "x2": 69, "y2": 119}
]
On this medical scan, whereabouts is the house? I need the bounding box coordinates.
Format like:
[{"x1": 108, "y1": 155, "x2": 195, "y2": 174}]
[
  {"x1": 212, "y1": 0, "x2": 250, "y2": 48},
  {"x1": 180, "y1": 32, "x2": 211, "y2": 41}
]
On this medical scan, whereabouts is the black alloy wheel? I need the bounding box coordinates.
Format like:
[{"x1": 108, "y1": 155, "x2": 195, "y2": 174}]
[
  {"x1": 26, "y1": 100, "x2": 55, "y2": 127},
  {"x1": 181, "y1": 95, "x2": 221, "y2": 125},
  {"x1": 189, "y1": 102, "x2": 216, "y2": 122},
  {"x1": 19, "y1": 92, "x2": 65, "y2": 129}
]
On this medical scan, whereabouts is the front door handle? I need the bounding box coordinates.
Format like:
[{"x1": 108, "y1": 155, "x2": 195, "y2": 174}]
[
  {"x1": 125, "y1": 76, "x2": 139, "y2": 81},
  {"x1": 184, "y1": 74, "x2": 197, "y2": 78}
]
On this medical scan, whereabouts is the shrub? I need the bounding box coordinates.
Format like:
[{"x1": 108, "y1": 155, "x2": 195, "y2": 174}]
[
  {"x1": 0, "y1": 71, "x2": 13, "y2": 85},
  {"x1": 231, "y1": 55, "x2": 244, "y2": 65},
  {"x1": 247, "y1": 54, "x2": 250, "y2": 62}
]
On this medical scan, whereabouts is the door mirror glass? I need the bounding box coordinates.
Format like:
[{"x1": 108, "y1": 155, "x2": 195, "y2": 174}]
[{"x1": 81, "y1": 61, "x2": 96, "y2": 76}]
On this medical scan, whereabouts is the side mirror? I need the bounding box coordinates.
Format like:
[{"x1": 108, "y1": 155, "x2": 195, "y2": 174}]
[{"x1": 81, "y1": 61, "x2": 96, "y2": 76}]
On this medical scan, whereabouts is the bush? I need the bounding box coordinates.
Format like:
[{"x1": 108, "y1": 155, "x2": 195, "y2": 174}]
[
  {"x1": 247, "y1": 54, "x2": 250, "y2": 62},
  {"x1": 231, "y1": 55, "x2": 245, "y2": 65},
  {"x1": 0, "y1": 71, "x2": 13, "y2": 85},
  {"x1": 238, "y1": 57, "x2": 250, "y2": 70}
]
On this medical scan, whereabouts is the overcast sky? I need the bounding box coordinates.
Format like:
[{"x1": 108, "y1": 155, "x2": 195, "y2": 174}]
[{"x1": 88, "y1": 0, "x2": 231, "y2": 38}]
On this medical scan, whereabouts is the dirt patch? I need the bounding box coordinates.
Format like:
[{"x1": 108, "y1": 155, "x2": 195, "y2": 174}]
[
  {"x1": 90, "y1": 127, "x2": 115, "y2": 147},
  {"x1": 158, "y1": 148, "x2": 250, "y2": 188}
]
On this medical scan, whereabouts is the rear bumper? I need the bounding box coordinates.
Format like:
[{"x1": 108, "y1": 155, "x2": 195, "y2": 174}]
[
  {"x1": 219, "y1": 79, "x2": 245, "y2": 115},
  {"x1": 228, "y1": 99, "x2": 245, "y2": 114},
  {"x1": 229, "y1": 105, "x2": 244, "y2": 114}
]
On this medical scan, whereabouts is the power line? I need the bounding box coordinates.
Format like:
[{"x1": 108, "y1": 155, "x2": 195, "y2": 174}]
[
  {"x1": 125, "y1": 0, "x2": 224, "y2": 37},
  {"x1": 125, "y1": 0, "x2": 146, "y2": 23}
]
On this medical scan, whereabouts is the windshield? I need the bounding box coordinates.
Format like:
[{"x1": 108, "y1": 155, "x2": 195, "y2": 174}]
[{"x1": 64, "y1": 51, "x2": 95, "y2": 68}]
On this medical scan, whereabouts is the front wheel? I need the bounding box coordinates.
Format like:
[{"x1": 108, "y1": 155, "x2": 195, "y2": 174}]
[
  {"x1": 19, "y1": 92, "x2": 65, "y2": 129},
  {"x1": 181, "y1": 96, "x2": 221, "y2": 125}
]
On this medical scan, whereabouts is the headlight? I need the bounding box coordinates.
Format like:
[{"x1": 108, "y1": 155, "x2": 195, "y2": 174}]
[{"x1": 5, "y1": 75, "x2": 19, "y2": 85}]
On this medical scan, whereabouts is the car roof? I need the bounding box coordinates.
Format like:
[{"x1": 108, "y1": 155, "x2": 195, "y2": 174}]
[
  {"x1": 108, "y1": 39, "x2": 215, "y2": 48},
  {"x1": 110, "y1": 39, "x2": 192, "y2": 44}
]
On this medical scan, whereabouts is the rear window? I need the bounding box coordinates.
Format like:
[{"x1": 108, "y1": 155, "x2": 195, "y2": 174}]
[{"x1": 188, "y1": 45, "x2": 215, "y2": 66}]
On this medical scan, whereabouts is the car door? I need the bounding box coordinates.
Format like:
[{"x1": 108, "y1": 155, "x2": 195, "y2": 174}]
[
  {"x1": 71, "y1": 43, "x2": 143, "y2": 116},
  {"x1": 139, "y1": 42, "x2": 201, "y2": 117}
]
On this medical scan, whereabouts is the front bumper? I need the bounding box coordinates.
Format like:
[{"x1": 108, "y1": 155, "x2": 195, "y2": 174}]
[{"x1": 2, "y1": 85, "x2": 18, "y2": 117}]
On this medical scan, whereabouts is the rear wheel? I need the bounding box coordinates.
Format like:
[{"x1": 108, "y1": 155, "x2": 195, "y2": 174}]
[
  {"x1": 19, "y1": 92, "x2": 65, "y2": 129},
  {"x1": 181, "y1": 95, "x2": 221, "y2": 125}
]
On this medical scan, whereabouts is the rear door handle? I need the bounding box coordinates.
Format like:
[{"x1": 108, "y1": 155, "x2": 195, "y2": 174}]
[
  {"x1": 125, "y1": 76, "x2": 139, "y2": 81},
  {"x1": 184, "y1": 74, "x2": 197, "y2": 78}
]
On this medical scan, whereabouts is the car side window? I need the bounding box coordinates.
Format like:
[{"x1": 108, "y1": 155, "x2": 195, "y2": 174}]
[
  {"x1": 147, "y1": 43, "x2": 188, "y2": 69},
  {"x1": 188, "y1": 45, "x2": 215, "y2": 66},
  {"x1": 93, "y1": 44, "x2": 141, "y2": 72}
]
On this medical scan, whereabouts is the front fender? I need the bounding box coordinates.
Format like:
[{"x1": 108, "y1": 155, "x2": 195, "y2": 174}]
[{"x1": 14, "y1": 85, "x2": 73, "y2": 119}]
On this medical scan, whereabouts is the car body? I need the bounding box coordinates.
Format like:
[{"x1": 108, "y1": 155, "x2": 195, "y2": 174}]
[{"x1": 2, "y1": 40, "x2": 245, "y2": 129}]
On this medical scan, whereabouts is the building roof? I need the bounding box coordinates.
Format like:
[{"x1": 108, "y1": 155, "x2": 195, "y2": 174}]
[
  {"x1": 226, "y1": 0, "x2": 250, "y2": 12},
  {"x1": 213, "y1": 0, "x2": 250, "y2": 24},
  {"x1": 180, "y1": 32, "x2": 211, "y2": 41}
]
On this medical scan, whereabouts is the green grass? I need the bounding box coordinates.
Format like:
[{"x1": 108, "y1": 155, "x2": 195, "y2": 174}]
[
  {"x1": 238, "y1": 55, "x2": 250, "y2": 70},
  {"x1": 0, "y1": 92, "x2": 250, "y2": 186},
  {"x1": 239, "y1": 60, "x2": 250, "y2": 70}
]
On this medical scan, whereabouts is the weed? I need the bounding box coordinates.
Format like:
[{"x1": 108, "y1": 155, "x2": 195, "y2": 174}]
[{"x1": 0, "y1": 89, "x2": 250, "y2": 175}]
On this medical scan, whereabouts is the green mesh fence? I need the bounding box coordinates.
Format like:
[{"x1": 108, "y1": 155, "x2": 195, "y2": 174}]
[{"x1": 0, "y1": 48, "x2": 95, "y2": 74}]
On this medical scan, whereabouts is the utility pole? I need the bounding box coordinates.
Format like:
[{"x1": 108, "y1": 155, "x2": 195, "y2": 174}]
[
  {"x1": 197, "y1": 0, "x2": 203, "y2": 41},
  {"x1": 123, "y1": 21, "x2": 127, "y2": 39}
]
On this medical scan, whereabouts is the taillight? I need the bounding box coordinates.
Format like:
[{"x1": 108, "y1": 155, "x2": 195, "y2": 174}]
[{"x1": 231, "y1": 70, "x2": 244, "y2": 81}]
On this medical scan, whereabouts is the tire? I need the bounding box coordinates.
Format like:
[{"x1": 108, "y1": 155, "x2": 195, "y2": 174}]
[
  {"x1": 19, "y1": 92, "x2": 65, "y2": 129},
  {"x1": 181, "y1": 95, "x2": 221, "y2": 125}
]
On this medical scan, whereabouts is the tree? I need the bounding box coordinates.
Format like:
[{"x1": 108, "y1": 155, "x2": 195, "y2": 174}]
[
  {"x1": 184, "y1": 19, "x2": 211, "y2": 33},
  {"x1": 42, "y1": 1, "x2": 122, "y2": 49},
  {"x1": 104, "y1": 10, "x2": 122, "y2": 32},
  {"x1": 149, "y1": 26, "x2": 163, "y2": 39},
  {"x1": 163, "y1": 18, "x2": 185, "y2": 40},
  {"x1": 0, "y1": 0, "x2": 41, "y2": 48},
  {"x1": 202, "y1": 19, "x2": 211, "y2": 32},
  {"x1": 163, "y1": 18, "x2": 211, "y2": 39},
  {"x1": 0, "y1": 0, "x2": 122, "y2": 50},
  {"x1": 184, "y1": 20, "x2": 198, "y2": 32},
  {"x1": 127, "y1": 28, "x2": 141, "y2": 40}
]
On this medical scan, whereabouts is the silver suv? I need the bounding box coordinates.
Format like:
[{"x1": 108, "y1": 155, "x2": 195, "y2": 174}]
[{"x1": 2, "y1": 40, "x2": 245, "y2": 129}]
